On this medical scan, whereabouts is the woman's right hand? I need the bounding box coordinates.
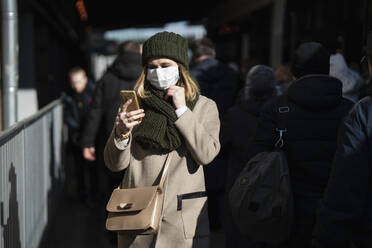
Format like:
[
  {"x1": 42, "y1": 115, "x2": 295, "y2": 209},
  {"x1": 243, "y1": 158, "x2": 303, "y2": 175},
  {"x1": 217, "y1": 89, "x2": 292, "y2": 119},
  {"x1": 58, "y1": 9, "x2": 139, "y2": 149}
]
[{"x1": 116, "y1": 99, "x2": 145, "y2": 136}]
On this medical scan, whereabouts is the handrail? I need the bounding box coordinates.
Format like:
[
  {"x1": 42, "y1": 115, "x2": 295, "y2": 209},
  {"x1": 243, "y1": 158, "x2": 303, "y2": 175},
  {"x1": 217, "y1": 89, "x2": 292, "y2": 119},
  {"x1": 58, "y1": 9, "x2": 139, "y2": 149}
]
[
  {"x1": 0, "y1": 98, "x2": 62, "y2": 146},
  {"x1": 0, "y1": 96, "x2": 64, "y2": 247}
]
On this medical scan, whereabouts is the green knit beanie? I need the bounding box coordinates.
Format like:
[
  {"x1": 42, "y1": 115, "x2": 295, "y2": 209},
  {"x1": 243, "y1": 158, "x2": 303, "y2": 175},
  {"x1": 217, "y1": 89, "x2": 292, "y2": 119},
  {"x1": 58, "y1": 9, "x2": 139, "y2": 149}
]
[{"x1": 142, "y1": 32, "x2": 189, "y2": 70}]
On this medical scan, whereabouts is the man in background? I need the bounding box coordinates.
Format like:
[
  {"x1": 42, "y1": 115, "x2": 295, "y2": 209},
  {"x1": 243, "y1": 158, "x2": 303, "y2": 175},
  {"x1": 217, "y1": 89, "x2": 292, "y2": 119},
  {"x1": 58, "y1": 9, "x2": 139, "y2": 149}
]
[
  {"x1": 63, "y1": 66, "x2": 96, "y2": 204},
  {"x1": 80, "y1": 41, "x2": 142, "y2": 204},
  {"x1": 313, "y1": 30, "x2": 372, "y2": 248},
  {"x1": 190, "y1": 37, "x2": 240, "y2": 116},
  {"x1": 190, "y1": 37, "x2": 240, "y2": 232},
  {"x1": 79, "y1": 41, "x2": 142, "y2": 245},
  {"x1": 245, "y1": 42, "x2": 353, "y2": 247}
]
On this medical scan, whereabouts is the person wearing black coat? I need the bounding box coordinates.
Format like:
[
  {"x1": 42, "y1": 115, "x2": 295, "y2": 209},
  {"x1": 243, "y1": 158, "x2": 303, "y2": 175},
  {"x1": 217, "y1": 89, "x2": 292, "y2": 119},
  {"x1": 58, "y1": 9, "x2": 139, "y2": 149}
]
[
  {"x1": 63, "y1": 66, "x2": 96, "y2": 202},
  {"x1": 223, "y1": 65, "x2": 279, "y2": 197},
  {"x1": 80, "y1": 43, "x2": 142, "y2": 204},
  {"x1": 190, "y1": 37, "x2": 240, "y2": 116},
  {"x1": 312, "y1": 96, "x2": 372, "y2": 248},
  {"x1": 313, "y1": 31, "x2": 372, "y2": 248},
  {"x1": 189, "y1": 37, "x2": 241, "y2": 232},
  {"x1": 245, "y1": 42, "x2": 354, "y2": 248},
  {"x1": 222, "y1": 65, "x2": 279, "y2": 248}
]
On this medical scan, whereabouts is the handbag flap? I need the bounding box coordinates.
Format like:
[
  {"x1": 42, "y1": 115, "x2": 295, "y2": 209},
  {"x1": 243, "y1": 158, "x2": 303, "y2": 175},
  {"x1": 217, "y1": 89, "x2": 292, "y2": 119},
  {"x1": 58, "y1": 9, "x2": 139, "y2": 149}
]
[{"x1": 106, "y1": 186, "x2": 158, "y2": 212}]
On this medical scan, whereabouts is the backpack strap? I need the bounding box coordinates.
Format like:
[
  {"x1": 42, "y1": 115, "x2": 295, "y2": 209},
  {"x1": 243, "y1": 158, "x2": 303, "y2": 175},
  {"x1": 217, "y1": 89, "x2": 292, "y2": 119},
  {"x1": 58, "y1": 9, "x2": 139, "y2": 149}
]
[{"x1": 275, "y1": 95, "x2": 290, "y2": 148}]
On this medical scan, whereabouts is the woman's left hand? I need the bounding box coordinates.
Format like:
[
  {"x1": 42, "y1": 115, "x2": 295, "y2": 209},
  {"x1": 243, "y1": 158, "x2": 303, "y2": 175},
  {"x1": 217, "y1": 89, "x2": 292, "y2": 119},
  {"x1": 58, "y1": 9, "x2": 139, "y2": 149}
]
[{"x1": 164, "y1": 85, "x2": 186, "y2": 109}]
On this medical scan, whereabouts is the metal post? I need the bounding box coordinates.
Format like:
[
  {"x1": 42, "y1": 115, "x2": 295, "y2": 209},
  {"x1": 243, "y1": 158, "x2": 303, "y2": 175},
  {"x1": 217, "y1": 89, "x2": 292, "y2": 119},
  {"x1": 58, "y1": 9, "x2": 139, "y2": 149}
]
[
  {"x1": 270, "y1": 0, "x2": 286, "y2": 68},
  {"x1": 1, "y1": 0, "x2": 18, "y2": 129},
  {"x1": 241, "y1": 33, "x2": 250, "y2": 69}
]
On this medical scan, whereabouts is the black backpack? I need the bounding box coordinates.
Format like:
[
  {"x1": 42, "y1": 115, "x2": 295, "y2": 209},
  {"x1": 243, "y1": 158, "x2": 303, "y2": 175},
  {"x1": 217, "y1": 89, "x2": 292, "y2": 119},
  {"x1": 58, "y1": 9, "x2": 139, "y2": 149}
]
[{"x1": 228, "y1": 98, "x2": 294, "y2": 244}]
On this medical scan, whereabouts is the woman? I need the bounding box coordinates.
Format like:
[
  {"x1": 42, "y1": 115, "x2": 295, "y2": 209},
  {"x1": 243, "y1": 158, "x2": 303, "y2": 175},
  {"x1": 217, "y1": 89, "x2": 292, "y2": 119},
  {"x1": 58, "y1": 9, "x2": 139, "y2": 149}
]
[{"x1": 104, "y1": 31, "x2": 221, "y2": 248}]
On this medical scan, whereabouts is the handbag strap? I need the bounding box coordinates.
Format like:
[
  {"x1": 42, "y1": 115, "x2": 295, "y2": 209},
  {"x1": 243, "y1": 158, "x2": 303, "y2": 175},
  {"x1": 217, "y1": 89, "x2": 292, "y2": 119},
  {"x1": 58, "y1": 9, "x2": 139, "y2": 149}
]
[
  {"x1": 157, "y1": 151, "x2": 174, "y2": 193},
  {"x1": 117, "y1": 151, "x2": 174, "y2": 190}
]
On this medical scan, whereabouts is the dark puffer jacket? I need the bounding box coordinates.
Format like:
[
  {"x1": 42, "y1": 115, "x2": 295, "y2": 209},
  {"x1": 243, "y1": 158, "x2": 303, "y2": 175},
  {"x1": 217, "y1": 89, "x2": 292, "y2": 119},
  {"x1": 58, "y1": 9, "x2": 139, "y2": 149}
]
[
  {"x1": 80, "y1": 52, "x2": 142, "y2": 157},
  {"x1": 222, "y1": 65, "x2": 278, "y2": 248},
  {"x1": 222, "y1": 98, "x2": 262, "y2": 191},
  {"x1": 222, "y1": 64, "x2": 277, "y2": 192},
  {"x1": 64, "y1": 81, "x2": 95, "y2": 146},
  {"x1": 313, "y1": 96, "x2": 372, "y2": 248},
  {"x1": 247, "y1": 75, "x2": 353, "y2": 216}
]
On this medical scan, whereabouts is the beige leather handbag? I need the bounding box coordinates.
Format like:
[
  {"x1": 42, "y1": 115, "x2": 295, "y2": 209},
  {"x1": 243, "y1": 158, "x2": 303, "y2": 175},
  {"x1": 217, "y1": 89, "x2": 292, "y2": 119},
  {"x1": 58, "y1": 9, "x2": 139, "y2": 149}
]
[{"x1": 105, "y1": 152, "x2": 174, "y2": 234}]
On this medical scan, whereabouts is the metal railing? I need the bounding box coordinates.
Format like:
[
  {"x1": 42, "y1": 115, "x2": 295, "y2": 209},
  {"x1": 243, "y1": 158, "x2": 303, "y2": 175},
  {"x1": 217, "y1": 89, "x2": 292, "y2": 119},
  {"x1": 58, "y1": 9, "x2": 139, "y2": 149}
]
[{"x1": 0, "y1": 98, "x2": 64, "y2": 248}]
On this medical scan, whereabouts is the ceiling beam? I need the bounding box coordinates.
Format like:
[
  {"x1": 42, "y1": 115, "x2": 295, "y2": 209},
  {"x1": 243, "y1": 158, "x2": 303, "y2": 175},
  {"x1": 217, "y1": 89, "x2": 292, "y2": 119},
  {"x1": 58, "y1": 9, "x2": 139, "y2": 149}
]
[{"x1": 208, "y1": 0, "x2": 273, "y2": 28}]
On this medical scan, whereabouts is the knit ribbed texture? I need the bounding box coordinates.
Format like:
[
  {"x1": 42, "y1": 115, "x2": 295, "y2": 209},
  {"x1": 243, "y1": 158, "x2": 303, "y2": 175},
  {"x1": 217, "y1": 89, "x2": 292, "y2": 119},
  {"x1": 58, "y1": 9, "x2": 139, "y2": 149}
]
[
  {"x1": 142, "y1": 32, "x2": 189, "y2": 70},
  {"x1": 133, "y1": 83, "x2": 199, "y2": 153}
]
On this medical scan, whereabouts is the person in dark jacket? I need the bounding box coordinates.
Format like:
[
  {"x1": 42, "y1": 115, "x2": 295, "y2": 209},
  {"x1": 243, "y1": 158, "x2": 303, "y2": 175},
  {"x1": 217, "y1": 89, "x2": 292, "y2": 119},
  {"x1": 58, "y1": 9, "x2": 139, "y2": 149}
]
[
  {"x1": 189, "y1": 37, "x2": 241, "y2": 231},
  {"x1": 190, "y1": 37, "x2": 240, "y2": 116},
  {"x1": 313, "y1": 31, "x2": 372, "y2": 248},
  {"x1": 222, "y1": 65, "x2": 279, "y2": 248},
  {"x1": 63, "y1": 66, "x2": 96, "y2": 202},
  {"x1": 245, "y1": 42, "x2": 354, "y2": 248},
  {"x1": 359, "y1": 32, "x2": 372, "y2": 99},
  {"x1": 80, "y1": 41, "x2": 142, "y2": 204}
]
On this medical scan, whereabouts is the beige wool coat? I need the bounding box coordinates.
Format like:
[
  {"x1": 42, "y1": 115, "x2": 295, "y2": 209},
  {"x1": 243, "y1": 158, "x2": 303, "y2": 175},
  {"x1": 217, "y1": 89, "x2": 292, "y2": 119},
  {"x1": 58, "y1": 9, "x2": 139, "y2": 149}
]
[{"x1": 104, "y1": 95, "x2": 221, "y2": 248}]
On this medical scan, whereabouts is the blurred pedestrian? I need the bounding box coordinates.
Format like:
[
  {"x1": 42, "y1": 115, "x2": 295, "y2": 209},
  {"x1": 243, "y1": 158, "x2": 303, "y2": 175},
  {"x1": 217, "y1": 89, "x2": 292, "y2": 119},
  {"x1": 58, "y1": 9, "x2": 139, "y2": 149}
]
[
  {"x1": 63, "y1": 66, "x2": 96, "y2": 203},
  {"x1": 330, "y1": 53, "x2": 364, "y2": 102},
  {"x1": 327, "y1": 33, "x2": 365, "y2": 102},
  {"x1": 80, "y1": 40, "x2": 142, "y2": 204},
  {"x1": 313, "y1": 30, "x2": 372, "y2": 248},
  {"x1": 104, "y1": 31, "x2": 220, "y2": 247},
  {"x1": 190, "y1": 37, "x2": 240, "y2": 116},
  {"x1": 222, "y1": 65, "x2": 278, "y2": 248},
  {"x1": 79, "y1": 41, "x2": 142, "y2": 245},
  {"x1": 274, "y1": 64, "x2": 294, "y2": 94},
  {"x1": 244, "y1": 42, "x2": 354, "y2": 248},
  {"x1": 189, "y1": 36, "x2": 240, "y2": 233},
  {"x1": 359, "y1": 32, "x2": 372, "y2": 99}
]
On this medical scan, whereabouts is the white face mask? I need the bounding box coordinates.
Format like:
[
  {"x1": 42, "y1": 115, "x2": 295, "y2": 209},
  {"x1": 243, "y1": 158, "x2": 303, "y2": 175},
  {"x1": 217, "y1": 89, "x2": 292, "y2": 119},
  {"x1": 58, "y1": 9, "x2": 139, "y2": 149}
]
[{"x1": 146, "y1": 66, "x2": 179, "y2": 90}]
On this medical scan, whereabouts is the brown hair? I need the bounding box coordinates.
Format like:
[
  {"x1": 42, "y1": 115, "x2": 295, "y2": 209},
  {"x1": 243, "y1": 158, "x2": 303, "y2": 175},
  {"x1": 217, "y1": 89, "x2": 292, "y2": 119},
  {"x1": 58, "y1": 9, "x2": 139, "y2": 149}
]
[
  {"x1": 118, "y1": 40, "x2": 142, "y2": 54},
  {"x1": 190, "y1": 37, "x2": 216, "y2": 59},
  {"x1": 69, "y1": 66, "x2": 85, "y2": 76},
  {"x1": 134, "y1": 63, "x2": 200, "y2": 101},
  {"x1": 275, "y1": 64, "x2": 293, "y2": 84}
]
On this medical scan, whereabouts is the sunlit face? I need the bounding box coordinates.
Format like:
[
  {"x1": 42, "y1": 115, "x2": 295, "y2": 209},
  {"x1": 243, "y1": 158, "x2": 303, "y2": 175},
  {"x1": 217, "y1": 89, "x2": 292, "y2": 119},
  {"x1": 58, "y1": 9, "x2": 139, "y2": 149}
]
[
  {"x1": 147, "y1": 58, "x2": 178, "y2": 69},
  {"x1": 70, "y1": 71, "x2": 88, "y2": 94}
]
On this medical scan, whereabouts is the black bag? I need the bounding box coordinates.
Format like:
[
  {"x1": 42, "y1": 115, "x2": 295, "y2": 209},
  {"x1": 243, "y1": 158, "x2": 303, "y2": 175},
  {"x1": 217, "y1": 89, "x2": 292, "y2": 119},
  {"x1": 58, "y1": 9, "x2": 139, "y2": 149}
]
[{"x1": 228, "y1": 97, "x2": 294, "y2": 244}]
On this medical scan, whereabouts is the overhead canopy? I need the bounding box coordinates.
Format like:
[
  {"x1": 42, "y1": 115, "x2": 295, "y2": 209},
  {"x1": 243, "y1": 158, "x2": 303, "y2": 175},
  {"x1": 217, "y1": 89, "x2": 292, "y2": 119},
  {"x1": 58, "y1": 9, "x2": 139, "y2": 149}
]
[
  {"x1": 83, "y1": 0, "x2": 274, "y2": 31},
  {"x1": 84, "y1": 0, "x2": 223, "y2": 30},
  {"x1": 208, "y1": 0, "x2": 273, "y2": 28}
]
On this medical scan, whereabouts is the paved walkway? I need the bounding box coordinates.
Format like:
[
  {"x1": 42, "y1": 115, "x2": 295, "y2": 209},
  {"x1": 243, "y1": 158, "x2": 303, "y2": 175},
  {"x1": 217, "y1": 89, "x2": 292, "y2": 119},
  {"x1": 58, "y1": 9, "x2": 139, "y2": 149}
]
[
  {"x1": 40, "y1": 193, "x2": 226, "y2": 248},
  {"x1": 40, "y1": 194, "x2": 116, "y2": 248}
]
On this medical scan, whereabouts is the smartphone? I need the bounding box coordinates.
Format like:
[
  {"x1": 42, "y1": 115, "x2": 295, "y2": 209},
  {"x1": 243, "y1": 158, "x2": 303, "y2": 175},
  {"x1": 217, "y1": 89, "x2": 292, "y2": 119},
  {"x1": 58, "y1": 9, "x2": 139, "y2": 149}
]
[{"x1": 120, "y1": 90, "x2": 141, "y2": 113}]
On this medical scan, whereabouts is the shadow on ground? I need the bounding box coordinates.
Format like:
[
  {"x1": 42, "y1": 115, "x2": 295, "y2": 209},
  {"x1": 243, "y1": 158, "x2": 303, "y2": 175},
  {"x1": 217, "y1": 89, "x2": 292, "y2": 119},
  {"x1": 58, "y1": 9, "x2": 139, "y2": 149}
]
[
  {"x1": 39, "y1": 194, "x2": 116, "y2": 248},
  {"x1": 39, "y1": 193, "x2": 226, "y2": 248}
]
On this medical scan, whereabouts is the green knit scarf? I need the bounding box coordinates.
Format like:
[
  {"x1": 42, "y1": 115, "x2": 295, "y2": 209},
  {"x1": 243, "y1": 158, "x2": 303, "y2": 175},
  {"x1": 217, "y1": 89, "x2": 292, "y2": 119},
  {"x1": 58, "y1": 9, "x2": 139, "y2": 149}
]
[{"x1": 133, "y1": 83, "x2": 199, "y2": 153}]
